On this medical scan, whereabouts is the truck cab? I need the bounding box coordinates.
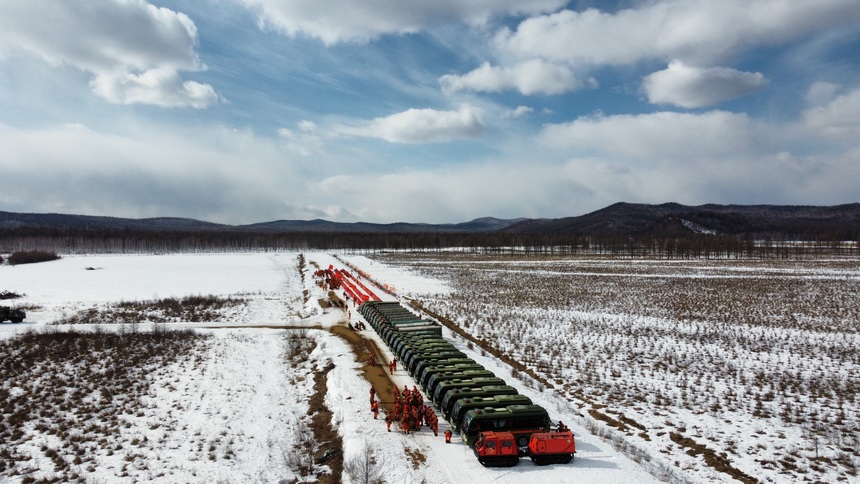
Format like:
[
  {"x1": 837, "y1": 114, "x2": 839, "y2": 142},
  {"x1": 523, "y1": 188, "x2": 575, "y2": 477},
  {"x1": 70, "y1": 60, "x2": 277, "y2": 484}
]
[{"x1": 473, "y1": 431, "x2": 519, "y2": 467}]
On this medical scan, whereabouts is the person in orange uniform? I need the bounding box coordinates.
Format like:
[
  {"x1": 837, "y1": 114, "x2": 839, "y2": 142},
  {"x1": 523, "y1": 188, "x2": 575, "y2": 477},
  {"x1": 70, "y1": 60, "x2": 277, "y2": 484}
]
[{"x1": 444, "y1": 429, "x2": 452, "y2": 443}]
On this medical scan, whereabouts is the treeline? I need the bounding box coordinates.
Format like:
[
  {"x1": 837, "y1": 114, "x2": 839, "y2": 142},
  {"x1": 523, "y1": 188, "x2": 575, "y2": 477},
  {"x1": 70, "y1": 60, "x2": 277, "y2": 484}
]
[{"x1": 0, "y1": 227, "x2": 857, "y2": 258}]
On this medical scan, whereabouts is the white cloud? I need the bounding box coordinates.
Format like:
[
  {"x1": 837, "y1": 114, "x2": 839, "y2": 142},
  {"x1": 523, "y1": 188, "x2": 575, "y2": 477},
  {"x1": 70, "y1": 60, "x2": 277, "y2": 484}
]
[
  {"x1": 297, "y1": 120, "x2": 318, "y2": 132},
  {"x1": 803, "y1": 88, "x2": 860, "y2": 139},
  {"x1": 0, "y1": 0, "x2": 218, "y2": 108},
  {"x1": 278, "y1": 120, "x2": 324, "y2": 156},
  {"x1": 642, "y1": 61, "x2": 768, "y2": 108},
  {"x1": 239, "y1": 0, "x2": 567, "y2": 44},
  {"x1": 496, "y1": 1, "x2": 860, "y2": 68},
  {"x1": 0, "y1": 122, "x2": 308, "y2": 223},
  {"x1": 91, "y1": 68, "x2": 219, "y2": 108},
  {"x1": 541, "y1": 110, "x2": 759, "y2": 160},
  {"x1": 338, "y1": 106, "x2": 485, "y2": 143},
  {"x1": 805, "y1": 81, "x2": 841, "y2": 106},
  {"x1": 503, "y1": 106, "x2": 534, "y2": 119},
  {"x1": 440, "y1": 59, "x2": 582, "y2": 95}
]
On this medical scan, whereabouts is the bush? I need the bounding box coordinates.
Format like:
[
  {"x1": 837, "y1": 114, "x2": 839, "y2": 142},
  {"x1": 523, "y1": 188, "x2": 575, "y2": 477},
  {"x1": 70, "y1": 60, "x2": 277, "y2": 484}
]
[{"x1": 7, "y1": 251, "x2": 61, "y2": 266}]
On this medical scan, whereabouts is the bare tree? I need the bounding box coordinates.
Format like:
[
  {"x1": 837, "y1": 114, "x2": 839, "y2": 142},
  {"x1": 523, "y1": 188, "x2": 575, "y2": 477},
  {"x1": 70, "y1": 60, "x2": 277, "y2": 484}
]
[
  {"x1": 343, "y1": 440, "x2": 385, "y2": 484},
  {"x1": 283, "y1": 420, "x2": 318, "y2": 482}
]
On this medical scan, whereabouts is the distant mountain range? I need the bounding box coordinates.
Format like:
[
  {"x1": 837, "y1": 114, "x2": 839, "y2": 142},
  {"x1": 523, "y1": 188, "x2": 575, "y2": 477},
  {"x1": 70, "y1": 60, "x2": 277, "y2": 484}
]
[
  {"x1": 2, "y1": 202, "x2": 859, "y2": 238},
  {"x1": 501, "y1": 202, "x2": 860, "y2": 238},
  {"x1": 0, "y1": 211, "x2": 524, "y2": 233}
]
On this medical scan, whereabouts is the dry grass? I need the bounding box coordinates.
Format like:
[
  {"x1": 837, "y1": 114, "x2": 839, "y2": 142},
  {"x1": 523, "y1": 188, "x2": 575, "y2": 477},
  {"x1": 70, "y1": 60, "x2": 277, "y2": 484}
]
[
  {"x1": 378, "y1": 252, "x2": 860, "y2": 482},
  {"x1": 0, "y1": 327, "x2": 207, "y2": 482},
  {"x1": 283, "y1": 329, "x2": 343, "y2": 483},
  {"x1": 56, "y1": 294, "x2": 245, "y2": 324}
]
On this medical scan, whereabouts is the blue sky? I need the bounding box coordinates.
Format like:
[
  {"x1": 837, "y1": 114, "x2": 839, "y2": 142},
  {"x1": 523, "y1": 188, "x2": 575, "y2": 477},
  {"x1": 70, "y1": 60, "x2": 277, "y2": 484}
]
[{"x1": 1, "y1": 0, "x2": 859, "y2": 224}]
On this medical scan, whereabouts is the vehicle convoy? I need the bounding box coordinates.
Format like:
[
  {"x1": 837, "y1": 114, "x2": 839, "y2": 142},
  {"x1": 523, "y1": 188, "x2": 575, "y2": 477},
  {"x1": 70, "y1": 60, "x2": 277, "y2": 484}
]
[
  {"x1": 0, "y1": 306, "x2": 26, "y2": 323},
  {"x1": 473, "y1": 428, "x2": 576, "y2": 467},
  {"x1": 355, "y1": 298, "x2": 564, "y2": 465}
]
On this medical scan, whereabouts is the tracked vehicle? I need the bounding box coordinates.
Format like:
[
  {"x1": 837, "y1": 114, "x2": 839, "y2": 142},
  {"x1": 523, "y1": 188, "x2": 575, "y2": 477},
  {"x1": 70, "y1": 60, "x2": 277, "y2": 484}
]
[{"x1": 473, "y1": 429, "x2": 576, "y2": 467}]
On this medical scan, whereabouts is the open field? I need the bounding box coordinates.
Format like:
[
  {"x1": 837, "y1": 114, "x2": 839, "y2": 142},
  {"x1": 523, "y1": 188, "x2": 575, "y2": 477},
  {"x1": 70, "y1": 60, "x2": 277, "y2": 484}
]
[
  {"x1": 366, "y1": 252, "x2": 860, "y2": 483},
  {"x1": 1, "y1": 252, "x2": 661, "y2": 483},
  {"x1": 3, "y1": 251, "x2": 857, "y2": 482}
]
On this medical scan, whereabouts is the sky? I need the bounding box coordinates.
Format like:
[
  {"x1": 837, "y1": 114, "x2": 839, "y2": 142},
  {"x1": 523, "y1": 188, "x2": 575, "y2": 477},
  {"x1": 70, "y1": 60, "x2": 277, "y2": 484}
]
[{"x1": 1, "y1": 0, "x2": 859, "y2": 225}]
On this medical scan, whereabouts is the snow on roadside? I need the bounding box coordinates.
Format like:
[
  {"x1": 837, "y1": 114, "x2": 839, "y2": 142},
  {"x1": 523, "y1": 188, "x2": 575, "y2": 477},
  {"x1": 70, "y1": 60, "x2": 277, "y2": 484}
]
[
  {"x1": 99, "y1": 329, "x2": 312, "y2": 483},
  {"x1": 1, "y1": 253, "x2": 302, "y2": 326},
  {"x1": 329, "y1": 254, "x2": 662, "y2": 483},
  {"x1": 1, "y1": 252, "x2": 662, "y2": 483},
  {"x1": 338, "y1": 254, "x2": 451, "y2": 298}
]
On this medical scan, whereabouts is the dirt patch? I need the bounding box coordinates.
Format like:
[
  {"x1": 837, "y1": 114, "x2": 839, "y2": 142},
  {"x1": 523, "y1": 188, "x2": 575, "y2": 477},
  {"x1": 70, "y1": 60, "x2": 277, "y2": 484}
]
[
  {"x1": 309, "y1": 362, "x2": 343, "y2": 484},
  {"x1": 330, "y1": 325, "x2": 399, "y2": 413},
  {"x1": 404, "y1": 447, "x2": 427, "y2": 470},
  {"x1": 589, "y1": 409, "x2": 629, "y2": 433},
  {"x1": 670, "y1": 432, "x2": 758, "y2": 484},
  {"x1": 328, "y1": 291, "x2": 346, "y2": 308}
]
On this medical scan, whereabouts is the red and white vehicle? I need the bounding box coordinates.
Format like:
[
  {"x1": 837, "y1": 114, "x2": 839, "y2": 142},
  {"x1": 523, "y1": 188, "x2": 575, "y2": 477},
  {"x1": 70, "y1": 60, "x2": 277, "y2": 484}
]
[{"x1": 473, "y1": 428, "x2": 576, "y2": 467}]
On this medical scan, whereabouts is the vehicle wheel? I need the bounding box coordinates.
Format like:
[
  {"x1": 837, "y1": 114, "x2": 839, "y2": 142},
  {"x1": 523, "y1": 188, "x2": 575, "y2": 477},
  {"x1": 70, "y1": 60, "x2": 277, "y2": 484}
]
[
  {"x1": 516, "y1": 435, "x2": 529, "y2": 447},
  {"x1": 564, "y1": 454, "x2": 573, "y2": 464},
  {"x1": 478, "y1": 458, "x2": 487, "y2": 467}
]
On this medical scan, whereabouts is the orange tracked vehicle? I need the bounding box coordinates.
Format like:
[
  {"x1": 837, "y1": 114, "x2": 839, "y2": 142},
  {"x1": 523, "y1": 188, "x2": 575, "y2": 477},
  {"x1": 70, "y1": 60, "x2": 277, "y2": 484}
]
[{"x1": 473, "y1": 428, "x2": 575, "y2": 467}]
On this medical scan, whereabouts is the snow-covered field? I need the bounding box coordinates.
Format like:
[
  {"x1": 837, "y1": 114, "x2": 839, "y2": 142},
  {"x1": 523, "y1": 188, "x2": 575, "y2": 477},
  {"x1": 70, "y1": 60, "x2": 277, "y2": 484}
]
[
  {"x1": 354, "y1": 252, "x2": 860, "y2": 483},
  {"x1": 1, "y1": 252, "x2": 660, "y2": 483}
]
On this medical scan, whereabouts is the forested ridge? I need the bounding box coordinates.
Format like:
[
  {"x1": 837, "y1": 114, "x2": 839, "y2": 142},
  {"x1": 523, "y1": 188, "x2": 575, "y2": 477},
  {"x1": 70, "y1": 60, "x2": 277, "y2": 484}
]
[
  {"x1": 1, "y1": 226, "x2": 856, "y2": 259},
  {"x1": 2, "y1": 202, "x2": 858, "y2": 258}
]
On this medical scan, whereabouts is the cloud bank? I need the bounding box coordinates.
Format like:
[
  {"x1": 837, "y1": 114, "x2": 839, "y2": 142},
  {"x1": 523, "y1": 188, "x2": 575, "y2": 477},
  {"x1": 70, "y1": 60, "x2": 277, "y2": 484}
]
[
  {"x1": 440, "y1": 60, "x2": 585, "y2": 96},
  {"x1": 496, "y1": 1, "x2": 860, "y2": 67},
  {"x1": 241, "y1": 0, "x2": 567, "y2": 44},
  {"x1": 0, "y1": 0, "x2": 219, "y2": 108},
  {"x1": 642, "y1": 62, "x2": 768, "y2": 108},
  {"x1": 338, "y1": 106, "x2": 485, "y2": 143},
  {"x1": 803, "y1": 88, "x2": 860, "y2": 140}
]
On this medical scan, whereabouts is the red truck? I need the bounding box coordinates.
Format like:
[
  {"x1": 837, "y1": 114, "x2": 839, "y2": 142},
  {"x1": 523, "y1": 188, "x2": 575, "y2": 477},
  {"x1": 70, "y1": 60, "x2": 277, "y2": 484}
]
[{"x1": 473, "y1": 429, "x2": 576, "y2": 467}]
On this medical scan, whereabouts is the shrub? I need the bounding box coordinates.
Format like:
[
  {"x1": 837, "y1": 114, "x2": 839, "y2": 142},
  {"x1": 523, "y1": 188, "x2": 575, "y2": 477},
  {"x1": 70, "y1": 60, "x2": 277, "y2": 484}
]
[{"x1": 7, "y1": 251, "x2": 61, "y2": 266}]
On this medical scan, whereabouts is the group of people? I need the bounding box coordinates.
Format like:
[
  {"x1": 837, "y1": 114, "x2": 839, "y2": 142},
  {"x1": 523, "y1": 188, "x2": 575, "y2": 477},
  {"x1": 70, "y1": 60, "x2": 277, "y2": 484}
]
[
  {"x1": 351, "y1": 319, "x2": 453, "y2": 442},
  {"x1": 375, "y1": 384, "x2": 445, "y2": 437}
]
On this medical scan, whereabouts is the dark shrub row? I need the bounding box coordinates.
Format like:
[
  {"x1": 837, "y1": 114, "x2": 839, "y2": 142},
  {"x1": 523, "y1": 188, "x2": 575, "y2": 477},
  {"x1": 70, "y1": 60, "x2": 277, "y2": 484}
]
[{"x1": 7, "y1": 250, "x2": 60, "y2": 266}]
